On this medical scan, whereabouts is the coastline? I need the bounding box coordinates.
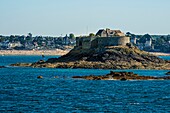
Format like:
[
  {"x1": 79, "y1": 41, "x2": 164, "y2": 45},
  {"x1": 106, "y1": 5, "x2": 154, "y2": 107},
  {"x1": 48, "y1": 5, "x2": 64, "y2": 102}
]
[
  {"x1": 149, "y1": 52, "x2": 170, "y2": 56},
  {"x1": 0, "y1": 50, "x2": 169, "y2": 56},
  {"x1": 0, "y1": 49, "x2": 70, "y2": 56}
]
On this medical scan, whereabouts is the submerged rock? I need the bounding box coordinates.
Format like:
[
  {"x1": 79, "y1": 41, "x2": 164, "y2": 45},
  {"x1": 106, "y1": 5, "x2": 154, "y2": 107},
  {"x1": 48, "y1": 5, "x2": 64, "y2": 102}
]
[
  {"x1": 120, "y1": 78, "x2": 127, "y2": 81},
  {"x1": 10, "y1": 63, "x2": 32, "y2": 67},
  {"x1": 165, "y1": 71, "x2": 170, "y2": 75},
  {"x1": 54, "y1": 76, "x2": 59, "y2": 78},
  {"x1": 72, "y1": 71, "x2": 170, "y2": 80},
  {"x1": 37, "y1": 76, "x2": 43, "y2": 79},
  {"x1": 0, "y1": 66, "x2": 6, "y2": 68}
]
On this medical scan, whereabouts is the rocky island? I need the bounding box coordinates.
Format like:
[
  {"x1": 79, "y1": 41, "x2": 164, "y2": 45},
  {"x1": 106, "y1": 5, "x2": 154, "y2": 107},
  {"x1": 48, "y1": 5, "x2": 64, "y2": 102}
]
[
  {"x1": 11, "y1": 29, "x2": 170, "y2": 70},
  {"x1": 72, "y1": 71, "x2": 170, "y2": 80}
]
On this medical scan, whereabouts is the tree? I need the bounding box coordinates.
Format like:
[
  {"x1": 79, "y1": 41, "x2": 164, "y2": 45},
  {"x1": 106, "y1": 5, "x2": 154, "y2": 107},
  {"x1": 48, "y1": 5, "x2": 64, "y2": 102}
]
[
  {"x1": 69, "y1": 33, "x2": 75, "y2": 39},
  {"x1": 156, "y1": 36, "x2": 165, "y2": 45},
  {"x1": 89, "y1": 33, "x2": 95, "y2": 37},
  {"x1": 0, "y1": 37, "x2": 5, "y2": 42},
  {"x1": 9, "y1": 35, "x2": 15, "y2": 42},
  {"x1": 19, "y1": 35, "x2": 26, "y2": 44},
  {"x1": 28, "y1": 33, "x2": 32, "y2": 38}
]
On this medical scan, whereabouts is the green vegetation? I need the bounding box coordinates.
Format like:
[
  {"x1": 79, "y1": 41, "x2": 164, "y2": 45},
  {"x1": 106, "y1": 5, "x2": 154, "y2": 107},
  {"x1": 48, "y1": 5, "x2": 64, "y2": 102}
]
[{"x1": 89, "y1": 33, "x2": 95, "y2": 37}]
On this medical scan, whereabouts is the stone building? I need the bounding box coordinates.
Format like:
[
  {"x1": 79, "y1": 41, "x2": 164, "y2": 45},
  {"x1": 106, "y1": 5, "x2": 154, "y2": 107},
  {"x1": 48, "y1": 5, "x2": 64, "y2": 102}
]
[{"x1": 76, "y1": 28, "x2": 130, "y2": 49}]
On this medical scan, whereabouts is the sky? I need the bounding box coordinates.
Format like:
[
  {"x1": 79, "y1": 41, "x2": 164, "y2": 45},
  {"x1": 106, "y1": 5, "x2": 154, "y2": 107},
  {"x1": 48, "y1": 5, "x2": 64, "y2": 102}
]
[{"x1": 0, "y1": 0, "x2": 170, "y2": 36}]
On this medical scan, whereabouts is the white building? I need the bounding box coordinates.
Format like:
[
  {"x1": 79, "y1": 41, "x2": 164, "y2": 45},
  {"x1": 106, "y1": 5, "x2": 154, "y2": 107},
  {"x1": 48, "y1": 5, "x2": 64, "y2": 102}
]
[{"x1": 9, "y1": 42, "x2": 22, "y2": 48}]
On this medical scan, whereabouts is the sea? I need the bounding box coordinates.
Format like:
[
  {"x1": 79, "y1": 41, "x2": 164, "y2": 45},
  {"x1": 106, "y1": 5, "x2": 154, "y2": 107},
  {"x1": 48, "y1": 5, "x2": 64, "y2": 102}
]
[{"x1": 0, "y1": 55, "x2": 170, "y2": 113}]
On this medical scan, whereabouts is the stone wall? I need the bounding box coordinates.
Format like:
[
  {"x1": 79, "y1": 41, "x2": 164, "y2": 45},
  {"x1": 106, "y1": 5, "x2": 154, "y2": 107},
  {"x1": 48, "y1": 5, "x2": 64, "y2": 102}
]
[
  {"x1": 82, "y1": 37, "x2": 91, "y2": 49},
  {"x1": 117, "y1": 36, "x2": 130, "y2": 46},
  {"x1": 91, "y1": 36, "x2": 130, "y2": 48},
  {"x1": 76, "y1": 37, "x2": 81, "y2": 47},
  {"x1": 76, "y1": 36, "x2": 130, "y2": 49},
  {"x1": 76, "y1": 37, "x2": 96, "y2": 49}
]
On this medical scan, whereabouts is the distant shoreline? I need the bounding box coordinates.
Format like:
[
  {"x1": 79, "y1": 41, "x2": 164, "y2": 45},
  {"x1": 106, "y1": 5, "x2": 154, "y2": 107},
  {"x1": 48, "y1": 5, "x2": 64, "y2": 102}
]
[
  {"x1": 149, "y1": 52, "x2": 170, "y2": 56},
  {"x1": 0, "y1": 49, "x2": 70, "y2": 56},
  {"x1": 0, "y1": 50, "x2": 169, "y2": 56}
]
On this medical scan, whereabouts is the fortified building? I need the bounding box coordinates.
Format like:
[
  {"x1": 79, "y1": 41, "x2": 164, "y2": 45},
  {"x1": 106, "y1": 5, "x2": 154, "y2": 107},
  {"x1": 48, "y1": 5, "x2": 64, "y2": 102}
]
[{"x1": 76, "y1": 28, "x2": 130, "y2": 49}]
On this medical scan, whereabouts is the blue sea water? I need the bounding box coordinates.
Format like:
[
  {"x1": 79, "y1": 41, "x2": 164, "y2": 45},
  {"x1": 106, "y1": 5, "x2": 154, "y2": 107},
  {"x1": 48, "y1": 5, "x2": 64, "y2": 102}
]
[
  {"x1": 159, "y1": 56, "x2": 170, "y2": 60},
  {"x1": 0, "y1": 55, "x2": 170, "y2": 113}
]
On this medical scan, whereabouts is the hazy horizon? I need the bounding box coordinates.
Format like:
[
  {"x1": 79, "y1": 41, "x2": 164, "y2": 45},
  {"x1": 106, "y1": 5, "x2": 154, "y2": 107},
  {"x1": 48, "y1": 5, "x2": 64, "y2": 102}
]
[{"x1": 0, "y1": 0, "x2": 170, "y2": 36}]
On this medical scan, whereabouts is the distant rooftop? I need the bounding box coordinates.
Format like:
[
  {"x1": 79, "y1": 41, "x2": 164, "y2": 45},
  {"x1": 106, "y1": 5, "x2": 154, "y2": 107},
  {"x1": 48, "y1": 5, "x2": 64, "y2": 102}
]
[{"x1": 96, "y1": 28, "x2": 125, "y2": 37}]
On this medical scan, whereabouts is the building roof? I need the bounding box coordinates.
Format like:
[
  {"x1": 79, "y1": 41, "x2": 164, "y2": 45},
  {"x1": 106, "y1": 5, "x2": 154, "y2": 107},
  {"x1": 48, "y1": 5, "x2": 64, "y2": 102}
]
[
  {"x1": 96, "y1": 29, "x2": 105, "y2": 36},
  {"x1": 96, "y1": 28, "x2": 125, "y2": 37},
  {"x1": 142, "y1": 34, "x2": 152, "y2": 41}
]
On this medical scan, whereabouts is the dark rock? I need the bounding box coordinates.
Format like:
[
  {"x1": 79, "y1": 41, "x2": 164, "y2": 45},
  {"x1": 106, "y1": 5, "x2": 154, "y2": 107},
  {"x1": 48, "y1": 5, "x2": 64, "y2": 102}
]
[
  {"x1": 72, "y1": 76, "x2": 82, "y2": 78},
  {"x1": 37, "y1": 76, "x2": 43, "y2": 79},
  {"x1": 0, "y1": 66, "x2": 6, "y2": 68},
  {"x1": 163, "y1": 76, "x2": 170, "y2": 80},
  {"x1": 165, "y1": 71, "x2": 170, "y2": 75},
  {"x1": 37, "y1": 60, "x2": 45, "y2": 64},
  {"x1": 47, "y1": 58, "x2": 58, "y2": 63},
  {"x1": 120, "y1": 78, "x2": 127, "y2": 81},
  {"x1": 10, "y1": 63, "x2": 32, "y2": 67},
  {"x1": 72, "y1": 71, "x2": 170, "y2": 81}
]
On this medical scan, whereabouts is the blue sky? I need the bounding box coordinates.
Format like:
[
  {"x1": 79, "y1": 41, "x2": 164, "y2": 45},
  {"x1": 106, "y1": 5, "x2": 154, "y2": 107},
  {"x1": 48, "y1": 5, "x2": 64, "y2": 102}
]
[{"x1": 0, "y1": 0, "x2": 170, "y2": 36}]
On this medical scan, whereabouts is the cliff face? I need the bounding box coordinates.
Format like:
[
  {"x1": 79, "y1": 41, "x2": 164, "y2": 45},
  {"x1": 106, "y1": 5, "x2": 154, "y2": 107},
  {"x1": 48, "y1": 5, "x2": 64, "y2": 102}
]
[{"x1": 11, "y1": 45, "x2": 170, "y2": 70}]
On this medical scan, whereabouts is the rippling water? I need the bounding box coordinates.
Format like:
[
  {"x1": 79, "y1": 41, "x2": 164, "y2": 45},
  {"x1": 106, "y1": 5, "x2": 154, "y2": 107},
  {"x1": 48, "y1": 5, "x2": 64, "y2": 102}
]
[{"x1": 0, "y1": 55, "x2": 170, "y2": 112}]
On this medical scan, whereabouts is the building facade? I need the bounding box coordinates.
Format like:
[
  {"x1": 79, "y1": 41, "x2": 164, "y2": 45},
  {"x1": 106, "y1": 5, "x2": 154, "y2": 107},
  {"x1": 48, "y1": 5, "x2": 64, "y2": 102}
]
[{"x1": 76, "y1": 29, "x2": 130, "y2": 49}]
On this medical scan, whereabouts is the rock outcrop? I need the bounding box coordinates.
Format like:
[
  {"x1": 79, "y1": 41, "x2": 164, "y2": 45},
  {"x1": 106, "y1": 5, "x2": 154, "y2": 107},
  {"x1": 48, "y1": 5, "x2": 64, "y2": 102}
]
[
  {"x1": 37, "y1": 76, "x2": 43, "y2": 79},
  {"x1": 0, "y1": 66, "x2": 6, "y2": 68},
  {"x1": 72, "y1": 71, "x2": 170, "y2": 80},
  {"x1": 10, "y1": 45, "x2": 170, "y2": 70},
  {"x1": 166, "y1": 71, "x2": 170, "y2": 75}
]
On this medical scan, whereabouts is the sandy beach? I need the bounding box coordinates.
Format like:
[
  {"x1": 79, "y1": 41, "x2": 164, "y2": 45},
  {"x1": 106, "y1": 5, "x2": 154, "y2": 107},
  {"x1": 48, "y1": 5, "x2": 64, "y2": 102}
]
[
  {"x1": 0, "y1": 49, "x2": 169, "y2": 56},
  {"x1": 149, "y1": 52, "x2": 170, "y2": 56},
  {"x1": 0, "y1": 49, "x2": 70, "y2": 56}
]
